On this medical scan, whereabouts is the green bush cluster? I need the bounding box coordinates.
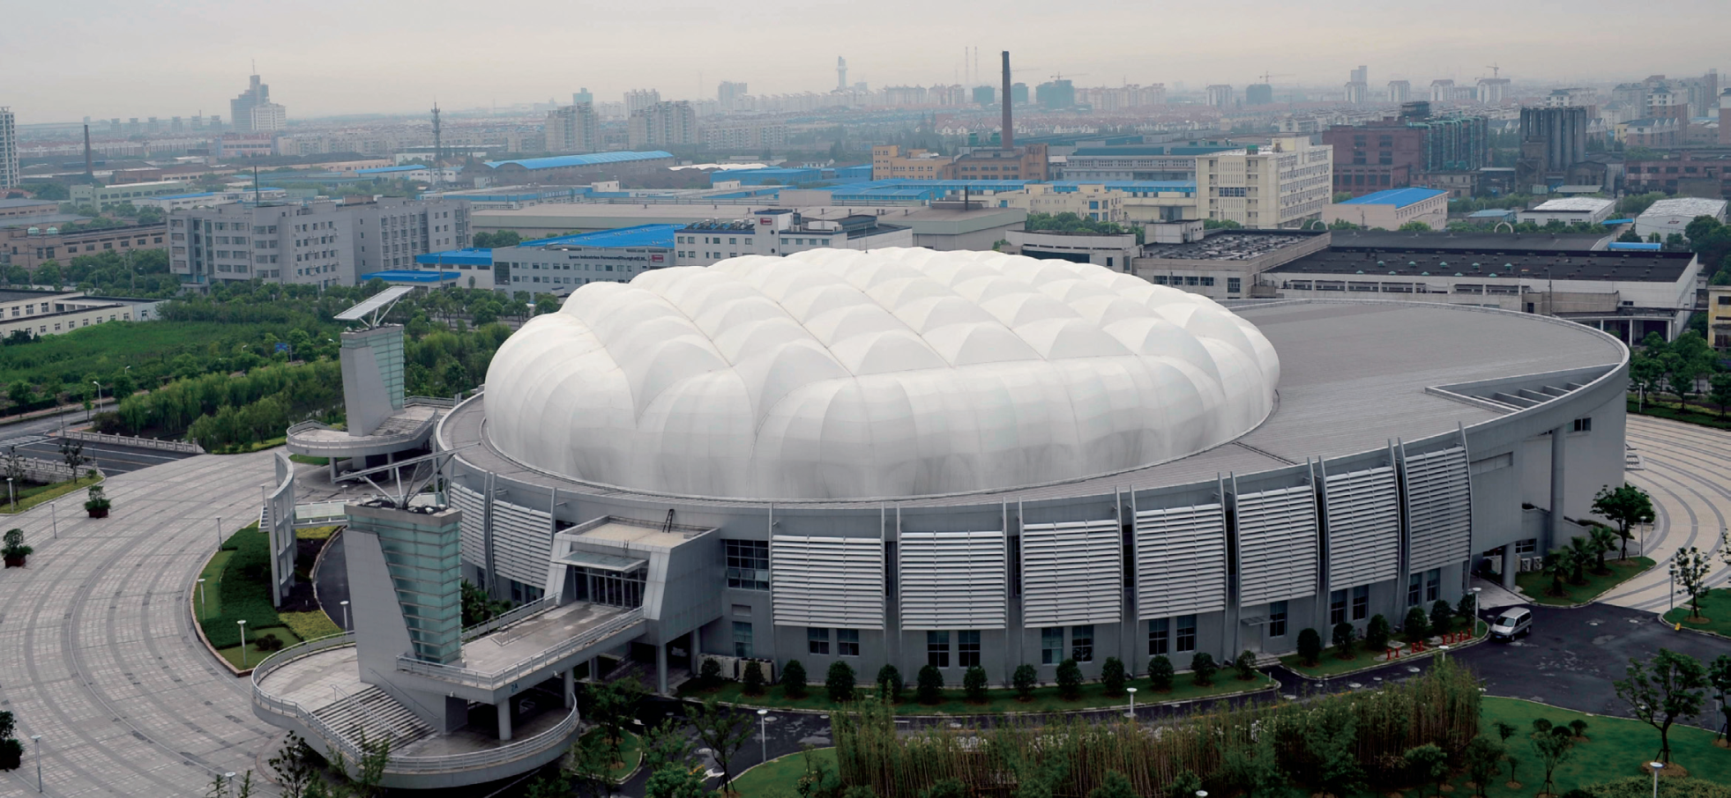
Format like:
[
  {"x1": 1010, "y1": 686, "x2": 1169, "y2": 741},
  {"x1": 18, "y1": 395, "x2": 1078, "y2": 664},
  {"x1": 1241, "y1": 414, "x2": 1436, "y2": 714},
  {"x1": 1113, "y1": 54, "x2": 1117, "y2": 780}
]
[{"x1": 201, "y1": 523, "x2": 289, "y2": 649}]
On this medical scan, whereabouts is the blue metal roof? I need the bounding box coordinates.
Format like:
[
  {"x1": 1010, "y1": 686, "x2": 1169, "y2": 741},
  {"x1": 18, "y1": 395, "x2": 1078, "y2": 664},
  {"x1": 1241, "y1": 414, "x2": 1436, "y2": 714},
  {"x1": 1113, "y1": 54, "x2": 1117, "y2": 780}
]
[
  {"x1": 521, "y1": 223, "x2": 679, "y2": 249},
  {"x1": 416, "y1": 248, "x2": 494, "y2": 267},
  {"x1": 356, "y1": 165, "x2": 427, "y2": 175},
  {"x1": 1339, "y1": 188, "x2": 1447, "y2": 209},
  {"x1": 361, "y1": 270, "x2": 463, "y2": 283},
  {"x1": 483, "y1": 151, "x2": 674, "y2": 171},
  {"x1": 1607, "y1": 242, "x2": 1663, "y2": 251}
]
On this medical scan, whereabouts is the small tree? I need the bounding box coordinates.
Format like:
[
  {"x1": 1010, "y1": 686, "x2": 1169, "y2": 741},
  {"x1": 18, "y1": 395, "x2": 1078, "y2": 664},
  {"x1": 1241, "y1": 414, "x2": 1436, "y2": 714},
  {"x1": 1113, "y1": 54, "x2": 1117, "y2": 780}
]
[
  {"x1": 1332, "y1": 622, "x2": 1357, "y2": 659},
  {"x1": 1464, "y1": 737, "x2": 1504, "y2": 798},
  {"x1": 875, "y1": 664, "x2": 902, "y2": 703},
  {"x1": 1456, "y1": 594, "x2": 1479, "y2": 626},
  {"x1": 1671, "y1": 547, "x2": 1712, "y2": 621},
  {"x1": 916, "y1": 664, "x2": 944, "y2": 704},
  {"x1": 1364, "y1": 614, "x2": 1391, "y2": 654},
  {"x1": 1297, "y1": 627, "x2": 1323, "y2": 666},
  {"x1": 84, "y1": 484, "x2": 110, "y2": 515},
  {"x1": 1541, "y1": 550, "x2": 1574, "y2": 596},
  {"x1": 697, "y1": 657, "x2": 723, "y2": 690},
  {"x1": 1168, "y1": 770, "x2": 1204, "y2": 798},
  {"x1": 1505, "y1": 754, "x2": 1522, "y2": 789},
  {"x1": 1615, "y1": 648, "x2": 1708, "y2": 764},
  {"x1": 1587, "y1": 525, "x2": 1619, "y2": 574},
  {"x1": 587, "y1": 680, "x2": 643, "y2": 768},
  {"x1": 0, "y1": 710, "x2": 25, "y2": 772},
  {"x1": 963, "y1": 665, "x2": 989, "y2": 703},
  {"x1": 1404, "y1": 606, "x2": 1431, "y2": 642},
  {"x1": 1404, "y1": 743, "x2": 1449, "y2": 798},
  {"x1": 1100, "y1": 656, "x2": 1127, "y2": 696},
  {"x1": 1190, "y1": 652, "x2": 1218, "y2": 686},
  {"x1": 1493, "y1": 721, "x2": 1518, "y2": 743},
  {"x1": 1, "y1": 528, "x2": 31, "y2": 565},
  {"x1": 685, "y1": 696, "x2": 753, "y2": 794},
  {"x1": 1593, "y1": 484, "x2": 1655, "y2": 560},
  {"x1": 1013, "y1": 663, "x2": 1038, "y2": 701},
  {"x1": 1087, "y1": 772, "x2": 1138, "y2": 798},
  {"x1": 825, "y1": 661, "x2": 856, "y2": 703},
  {"x1": 1055, "y1": 658, "x2": 1083, "y2": 699},
  {"x1": 1147, "y1": 655, "x2": 1175, "y2": 691},
  {"x1": 1233, "y1": 650, "x2": 1257, "y2": 681},
  {"x1": 1568, "y1": 719, "x2": 1588, "y2": 740},
  {"x1": 1708, "y1": 654, "x2": 1731, "y2": 743},
  {"x1": 1431, "y1": 600, "x2": 1456, "y2": 634},
  {"x1": 1529, "y1": 723, "x2": 1574, "y2": 797},
  {"x1": 742, "y1": 661, "x2": 766, "y2": 696},
  {"x1": 781, "y1": 659, "x2": 808, "y2": 699}
]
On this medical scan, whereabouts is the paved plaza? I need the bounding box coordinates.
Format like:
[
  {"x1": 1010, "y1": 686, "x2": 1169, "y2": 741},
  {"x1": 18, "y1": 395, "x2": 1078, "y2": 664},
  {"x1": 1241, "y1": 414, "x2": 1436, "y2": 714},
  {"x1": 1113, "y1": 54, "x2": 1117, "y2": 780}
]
[
  {"x1": 1602, "y1": 415, "x2": 1731, "y2": 612},
  {"x1": 0, "y1": 451, "x2": 288, "y2": 797}
]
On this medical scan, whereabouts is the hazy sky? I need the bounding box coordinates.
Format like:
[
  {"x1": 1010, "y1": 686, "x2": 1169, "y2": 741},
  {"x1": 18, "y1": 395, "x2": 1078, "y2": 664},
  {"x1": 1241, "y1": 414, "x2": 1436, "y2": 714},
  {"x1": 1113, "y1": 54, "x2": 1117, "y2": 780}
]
[{"x1": 2, "y1": 0, "x2": 1725, "y2": 123}]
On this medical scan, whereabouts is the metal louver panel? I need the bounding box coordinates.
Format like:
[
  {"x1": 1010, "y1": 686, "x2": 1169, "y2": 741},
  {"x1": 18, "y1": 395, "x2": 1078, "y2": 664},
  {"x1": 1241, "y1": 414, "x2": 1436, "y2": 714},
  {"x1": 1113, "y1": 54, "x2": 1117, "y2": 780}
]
[
  {"x1": 771, "y1": 536, "x2": 884, "y2": 630},
  {"x1": 449, "y1": 482, "x2": 487, "y2": 568},
  {"x1": 1021, "y1": 518, "x2": 1121, "y2": 628},
  {"x1": 1324, "y1": 466, "x2": 1400, "y2": 588},
  {"x1": 1406, "y1": 447, "x2": 1472, "y2": 571},
  {"x1": 1135, "y1": 503, "x2": 1227, "y2": 619},
  {"x1": 899, "y1": 530, "x2": 1006, "y2": 630},
  {"x1": 1236, "y1": 485, "x2": 1319, "y2": 606},
  {"x1": 491, "y1": 498, "x2": 552, "y2": 589}
]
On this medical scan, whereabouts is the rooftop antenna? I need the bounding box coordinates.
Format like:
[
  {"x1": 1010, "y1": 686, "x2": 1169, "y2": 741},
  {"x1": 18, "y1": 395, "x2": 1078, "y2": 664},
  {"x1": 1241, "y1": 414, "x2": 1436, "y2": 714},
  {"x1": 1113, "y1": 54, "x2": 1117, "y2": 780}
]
[{"x1": 252, "y1": 164, "x2": 260, "y2": 205}]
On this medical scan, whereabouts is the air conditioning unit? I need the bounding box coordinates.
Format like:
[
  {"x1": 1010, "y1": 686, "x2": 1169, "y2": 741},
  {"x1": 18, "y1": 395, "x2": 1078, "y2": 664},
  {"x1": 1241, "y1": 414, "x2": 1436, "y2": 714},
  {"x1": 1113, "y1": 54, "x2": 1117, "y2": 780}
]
[{"x1": 1519, "y1": 557, "x2": 1535, "y2": 572}]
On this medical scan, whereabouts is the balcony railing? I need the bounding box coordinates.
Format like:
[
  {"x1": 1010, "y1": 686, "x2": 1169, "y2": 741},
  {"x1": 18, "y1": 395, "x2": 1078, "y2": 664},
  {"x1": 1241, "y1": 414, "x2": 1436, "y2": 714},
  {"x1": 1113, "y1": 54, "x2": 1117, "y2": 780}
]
[{"x1": 397, "y1": 607, "x2": 645, "y2": 691}]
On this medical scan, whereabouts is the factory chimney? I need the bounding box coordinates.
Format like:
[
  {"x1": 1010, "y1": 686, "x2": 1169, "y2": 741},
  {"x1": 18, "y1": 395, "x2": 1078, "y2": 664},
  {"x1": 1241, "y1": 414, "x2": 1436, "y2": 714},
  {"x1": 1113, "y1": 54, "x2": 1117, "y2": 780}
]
[
  {"x1": 83, "y1": 125, "x2": 93, "y2": 179},
  {"x1": 1001, "y1": 50, "x2": 1014, "y2": 151}
]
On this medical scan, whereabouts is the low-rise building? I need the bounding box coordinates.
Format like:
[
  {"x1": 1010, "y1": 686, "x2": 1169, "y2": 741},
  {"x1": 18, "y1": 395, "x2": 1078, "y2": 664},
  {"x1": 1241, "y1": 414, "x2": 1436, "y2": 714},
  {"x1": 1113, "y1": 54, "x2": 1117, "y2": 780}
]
[
  {"x1": 1624, "y1": 150, "x2": 1731, "y2": 198},
  {"x1": 1323, "y1": 187, "x2": 1448, "y2": 230},
  {"x1": 1634, "y1": 197, "x2": 1727, "y2": 241},
  {"x1": 135, "y1": 188, "x2": 290, "y2": 212},
  {"x1": 1133, "y1": 229, "x2": 1331, "y2": 299},
  {"x1": 993, "y1": 184, "x2": 1126, "y2": 223},
  {"x1": 871, "y1": 146, "x2": 949, "y2": 180},
  {"x1": 1, "y1": 222, "x2": 167, "y2": 269},
  {"x1": 1517, "y1": 197, "x2": 1615, "y2": 226},
  {"x1": 673, "y1": 210, "x2": 911, "y2": 267},
  {"x1": 1195, "y1": 138, "x2": 1333, "y2": 229},
  {"x1": 1709, "y1": 284, "x2": 1731, "y2": 348},
  {"x1": 475, "y1": 151, "x2": 676, "y2": 186},
  {"x1": 0, "y1": 288, "x2": 161, "y2": 339},
  {"x1": 0, "y1": 198, "x2": 59, "y2": 219},
  {"x1": 1003, "y1": 230, "x2": 1137, "y2": 272},
  {"x1": 492, "y1": 224, "x2": 677, "y2": 296},
  {"x1": 1059, "y1": 143, "x2": 1240, "y2": 182},
  {"x1": 70, "y1": 180, "x2": 194, "y2": 211}
]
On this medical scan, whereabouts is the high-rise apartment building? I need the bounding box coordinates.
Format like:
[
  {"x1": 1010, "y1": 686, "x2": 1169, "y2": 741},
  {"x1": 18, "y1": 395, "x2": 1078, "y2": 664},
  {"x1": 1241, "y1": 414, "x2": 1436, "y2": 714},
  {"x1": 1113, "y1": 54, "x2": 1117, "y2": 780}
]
[
  {"x1": 1388, "y1": 80, "x2": 1411, "y2": 104},
  {"x1": 1245, "y1": 84, "x2": 1274, "y2": 106},
  {"x1": 0, "y1": 107, "x2": 17, "y2": 190},
  {"x1": 1351, "y1": 65, "x2": 1368, "y2": 85},
  {"x1": 250, "y1": 102, "x2": 287, "y2": 133},
  {"x1": 1205, "y1": 84, "x2": 1233, "y2": 107},
  {"x1": 627, "y1": 101, "x2": 698, "y2": 149},
  {"x1": 545, "y1": 104, "x2": 600, "y2": 153},
  {"x1": 1344, "y1": 82, "x2": 1368, "y2": 105},
  {"x1": 1195, "y1": 137, "x2": 1333, "y2": 229},
  {"x1": 230, "y1": 73, "x2": 271, "y2": 134},
  {"x1": 169, "y1": 197, "x2": 469, "y2": 289},
  {"x1": 624, "y1": 89, "x2": 661, "y2": 117},
  {"x1": 573, "y1": 87, "x2": 594, "y2": 107},
  {"x1": 717, "y1": 81, "x2": 748, "y2": 111},
  {"x1": 1429, "y1": 79, "x2": 1454, "y2": 104}
]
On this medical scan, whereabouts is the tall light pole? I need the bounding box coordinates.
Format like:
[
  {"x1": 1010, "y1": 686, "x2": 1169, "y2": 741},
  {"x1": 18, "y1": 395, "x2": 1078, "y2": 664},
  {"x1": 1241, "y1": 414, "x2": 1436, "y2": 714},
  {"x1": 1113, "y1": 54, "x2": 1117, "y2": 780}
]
[
  {"x1": 1126, "y1": 686, "x2": 1137, "y2": 718},
  {"x1": 32, "y1": 734, "x2": 41, "y2": 793},
  {"x1": 6, "y1": 476, "x2": 13, "y2": 510},
  {"x1": 340, "y1": 600, "x2": 350, "y2": 630},
  {"x1": 758, "y1": 708, "x2": 769, "y2": 763},
  {"x1": 49, "y1": 501, "x2": 56, "y2": 540},
  {"x1": 1651, "y1": 760, "x2": 1665, "y2": 798},
  {"x1": 238, "y1": 620, "x2": 248, "y2": 668},
  {"x1": 89, "y1": 381, "x2": 101, "y2": 422},
  {"x1": 215, "y1": 516, "x2": 222, "y2": 548},
  {"x1": 198, "y1": 577, "x2": 207, "y2": 620}
]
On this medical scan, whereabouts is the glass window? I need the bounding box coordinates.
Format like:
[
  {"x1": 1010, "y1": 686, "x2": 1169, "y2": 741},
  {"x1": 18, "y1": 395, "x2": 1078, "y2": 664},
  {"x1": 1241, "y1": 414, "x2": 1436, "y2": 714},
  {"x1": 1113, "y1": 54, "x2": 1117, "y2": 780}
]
[
  {"x1": 837, "y1": 628, "x2": 859, "y2": 657},
  {"x1": 808, "y1": 627, "x2": 830, "y2": 656},
  {"x1": 1408, "y1": 573, "x2": 1423, "y2": 606},
  {"x1": 1070, "y1": 625, "x2": 1094, "y2": 662},
  {"x1": 1330, "y1": 589, "x2": 1348, "y2": 625},
  {"x1": 927, "y1": 631, "x2": 950, "y2": 668},
  {"x1": 1269, "y1": 601, "x2": 1288, "y2": 637},
  {"x1": 1041, "y1": 627, "x2": 1063, "y2": 665},
  {"x1": 1148, "y1": 618, "x2": 1170, "y2": 656},
  {"x1": 1352, "y1": 585, "x2": 1370, "y2": 621},
  {"x1": 1425, "y1": 569, "x2": 1441, "y2": 603},
  {"x1": 958, "y1": 630, "x2": 981, "y2": 668},
  {"x1": 732, "y1": 621, "x2": 753, "y2": 658},
  {"x1": 725, "y1": 540, "x2": 769, "y2": 590},
  {"x1": 1176, "y1": 615, "x2": 1197, "y2": 653}
]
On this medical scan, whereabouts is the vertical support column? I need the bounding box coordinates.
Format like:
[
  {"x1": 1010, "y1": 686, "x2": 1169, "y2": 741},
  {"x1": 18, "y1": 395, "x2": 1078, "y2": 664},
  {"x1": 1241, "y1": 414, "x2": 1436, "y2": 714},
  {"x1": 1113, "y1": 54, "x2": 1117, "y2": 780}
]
[
  {"x1": 1502, "y1": 546, "x2": 1519, "y2": 590},
  {"x1": 563, "y1": 668, "x2": 575, "y2": 709},
  {"x1": 497, "y1": 699, "x2": 514, "y2": 742},
  {"x1": 1548, "y1": 425, "x2": 1567, "y2": 552},
  {"x1": 656, "y1": 642, "x2": 669, "y2": 696}
]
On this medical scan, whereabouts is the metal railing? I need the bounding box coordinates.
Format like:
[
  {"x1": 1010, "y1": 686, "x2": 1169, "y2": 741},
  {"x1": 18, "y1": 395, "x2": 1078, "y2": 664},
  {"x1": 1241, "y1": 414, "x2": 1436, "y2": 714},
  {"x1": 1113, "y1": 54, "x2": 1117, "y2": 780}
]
[
  {"x1": 405, "y1": 396, "x2": 459, "y2": 409},
  {"x1": 397, "y1": 608, "x2": 645, "y2": 690},
  {"x1": 251, "y1": 632, "x2": 581, "y2": 773},
  {"x1": 288, "y1": 414, "x2": 439, "y2": 449},
  {"x1": 461, "y1": 597, "x2": 554, "y2": 642},
  {"x1": 59, "y1": 429, "x2": 204, "y2": 454}
]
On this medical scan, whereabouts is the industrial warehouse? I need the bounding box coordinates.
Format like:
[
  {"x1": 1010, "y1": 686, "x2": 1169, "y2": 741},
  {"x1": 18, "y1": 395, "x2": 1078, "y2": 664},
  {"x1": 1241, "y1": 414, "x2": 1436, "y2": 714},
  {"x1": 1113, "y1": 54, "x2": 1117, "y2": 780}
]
[{"x1": 253, "y1": 249, "x2": 1626, "y2": 789}]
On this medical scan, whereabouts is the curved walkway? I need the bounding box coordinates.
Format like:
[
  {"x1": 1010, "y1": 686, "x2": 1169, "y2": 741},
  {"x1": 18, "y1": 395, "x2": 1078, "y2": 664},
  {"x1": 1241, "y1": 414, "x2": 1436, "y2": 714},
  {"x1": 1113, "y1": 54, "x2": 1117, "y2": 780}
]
[
  {"x1": 0, "y1": 451, "x2": 286, "y2": 797},
  {"x1": 1601, "y1": 415, "x2": 1731, "y2": 611}
]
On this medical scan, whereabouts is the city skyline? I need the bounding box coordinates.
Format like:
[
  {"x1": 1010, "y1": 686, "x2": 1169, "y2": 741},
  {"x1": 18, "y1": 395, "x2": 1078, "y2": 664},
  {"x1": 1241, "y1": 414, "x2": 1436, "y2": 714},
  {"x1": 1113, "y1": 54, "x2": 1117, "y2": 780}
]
[{"x1": 1, "y1": 0, "x2": 1727, "y2": 121}]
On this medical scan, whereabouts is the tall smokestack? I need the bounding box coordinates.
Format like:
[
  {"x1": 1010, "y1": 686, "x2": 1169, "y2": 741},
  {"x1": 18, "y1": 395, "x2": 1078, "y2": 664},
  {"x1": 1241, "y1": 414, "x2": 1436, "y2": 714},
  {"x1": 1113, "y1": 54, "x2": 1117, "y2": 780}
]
[
  {"x1": 83, "y1": 125, "x2": 93, "y2": 179},
  {"x1": 1001, "y1": 50, "x2": 1014, "y2": 151}
]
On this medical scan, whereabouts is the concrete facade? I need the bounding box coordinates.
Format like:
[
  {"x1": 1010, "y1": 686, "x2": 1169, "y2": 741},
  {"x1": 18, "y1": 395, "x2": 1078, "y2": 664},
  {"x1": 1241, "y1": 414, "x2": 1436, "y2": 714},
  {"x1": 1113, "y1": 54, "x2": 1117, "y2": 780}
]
[
  {"x1": 1, "y1": 222, "x2": 167, "y2": 269},
  {"x1": 1323, "y1": 188, "x2": 1449, "y2": 231},
  {"x1": 1195, "y1": 138, "x2": 1333, "y2": 229},
  {"x1": 169, "y1": 197, "x2": 468, "y2": 289},
  {"x1": 0, "y1": 106, "x2": 16, "y2": 189},
  {"x1": 71, "y1": 180, "x2": 195, "y2": 211},
  {"x1": 545, "y1": 104, "x2": 600, "y2": 154}
]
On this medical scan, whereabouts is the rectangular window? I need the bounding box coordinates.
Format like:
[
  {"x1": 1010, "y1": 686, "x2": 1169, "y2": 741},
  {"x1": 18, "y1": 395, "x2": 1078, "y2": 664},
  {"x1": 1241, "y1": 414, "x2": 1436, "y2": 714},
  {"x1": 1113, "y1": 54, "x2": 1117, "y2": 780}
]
[
  {"x1": 927, "y1": 631, "x2": 951, "y2": 668},
  {"x1": 808, "y1": 627, "x2": 830, "y2": 656},
  {"x1": 958, "y1": 630, "x2": 981, "y2": 668},
  {"x1": 1070, "y1": 625, "x2": 1094, "y2": 662},
  {"x1": 1041, "y1": 627, "x2": 1063, "y2": 665},
  {"x1": 732, "y1": 621, "x2": 753, "y2": 658},
  {"x1": 725, "y1": 540, "x2": 769, "y2": 590},
  {"x1": 1228, "y1": 277, "x2": 1242, "y2": 294},
  {"x1": 1408, "y1": 573, "x2": 1423, "y2": 606},
  {"x1": 1573, "y1": 418, "x2": 1592, "y2": 433},
  {"x1": 1269, "y1": 601, "x2": 1288, "y2": 637},
  {"x1": 1330, "y1": 589, "x2": 1348, "y2": 625},
  {"x1": 837, "y1": 628, "x2": 860, "y2": 657},
  {"x1": 1148, "y1": 618, "x2": 1170, "y2": 656},
  {"x1": 1515, "y1": 539, "x2": 1538, "y2": 555},
  {"x1": 1176, "y1": 615, "x2": 1197, "y2": 653},
  {"x1": 1352, "y1": 585, "x2": 1370, "y2": 621},
  {"x1": 1425, "y1": 569, "x2": 1441, "y2": 603}
]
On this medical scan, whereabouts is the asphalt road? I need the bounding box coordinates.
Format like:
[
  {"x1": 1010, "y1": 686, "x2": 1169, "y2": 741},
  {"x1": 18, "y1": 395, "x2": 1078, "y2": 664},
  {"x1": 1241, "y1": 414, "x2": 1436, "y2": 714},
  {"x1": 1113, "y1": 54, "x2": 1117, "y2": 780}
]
[{"x1": 0, "y1": 407, "x2": 198, "y2": 477}]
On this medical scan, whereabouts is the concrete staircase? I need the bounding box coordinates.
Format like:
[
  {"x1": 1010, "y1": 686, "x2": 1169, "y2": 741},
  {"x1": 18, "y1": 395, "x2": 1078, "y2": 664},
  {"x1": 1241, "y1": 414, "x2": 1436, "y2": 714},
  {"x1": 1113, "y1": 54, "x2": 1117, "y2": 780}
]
[{"x1": 312, "y1": 685, "x2": 436, "y2": 752}]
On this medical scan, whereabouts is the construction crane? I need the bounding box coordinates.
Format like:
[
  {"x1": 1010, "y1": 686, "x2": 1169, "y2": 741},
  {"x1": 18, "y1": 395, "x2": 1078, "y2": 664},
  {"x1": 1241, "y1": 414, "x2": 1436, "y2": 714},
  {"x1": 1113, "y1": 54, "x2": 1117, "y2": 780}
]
[
  {"x1": 1258, "y1": 71, "x2": 1292, "y2": 84},
  {"x1": 1050, "y1": 72, "x2": 1088, "y2": 82},
  {"x1": 1485, "y1": 63, "x2": 1501, "y2": 79}
]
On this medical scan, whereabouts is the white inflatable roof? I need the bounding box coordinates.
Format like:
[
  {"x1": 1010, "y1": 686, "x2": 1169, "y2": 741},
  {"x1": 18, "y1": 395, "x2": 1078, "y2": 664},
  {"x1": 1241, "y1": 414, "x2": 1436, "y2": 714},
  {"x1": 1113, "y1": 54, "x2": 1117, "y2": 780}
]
[{"x1": 484, "y1": 248, "x2": 1280, "y2": 500}]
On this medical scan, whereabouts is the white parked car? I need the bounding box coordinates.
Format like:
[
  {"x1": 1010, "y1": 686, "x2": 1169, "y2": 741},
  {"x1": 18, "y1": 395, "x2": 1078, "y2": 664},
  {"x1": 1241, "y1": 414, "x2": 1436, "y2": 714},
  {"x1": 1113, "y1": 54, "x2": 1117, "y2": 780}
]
[{"x1": 1490, "y1": 607, "x2": 1532, "y2": 641}]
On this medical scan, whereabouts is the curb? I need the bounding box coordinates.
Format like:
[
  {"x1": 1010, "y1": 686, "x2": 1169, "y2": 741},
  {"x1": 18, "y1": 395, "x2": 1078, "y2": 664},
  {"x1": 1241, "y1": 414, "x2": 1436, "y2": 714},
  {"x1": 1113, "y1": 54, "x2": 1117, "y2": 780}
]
[
  {"x1": 308, "y1": 526, "x2": 345, "y2": 629},
  {"x1": 188, "y1": 555, "x2": 254, "y2": 678},
  {"x1": 1277, "y1": 624, "x2": 1490, "y2": 684},
  {"x1": 730, "y1": 748, "x2": 818, "y2": 786},
  {"x1": 1654, "y1": 609, "x2": 1731, "y2": 642},
  {"x1": 680, "y1": 677, "x2": 1280, "y2": 721},
  {"x1": 1516, "y1": 558, "x2": 1661, "y2": 609}
]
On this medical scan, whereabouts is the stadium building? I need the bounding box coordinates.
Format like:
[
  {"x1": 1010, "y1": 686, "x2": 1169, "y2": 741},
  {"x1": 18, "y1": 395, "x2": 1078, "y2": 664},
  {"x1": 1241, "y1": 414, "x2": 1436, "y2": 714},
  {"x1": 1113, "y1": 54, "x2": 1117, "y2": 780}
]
[{"x1": 253, "y1": 249, "x2": 1626, "y2": 788}]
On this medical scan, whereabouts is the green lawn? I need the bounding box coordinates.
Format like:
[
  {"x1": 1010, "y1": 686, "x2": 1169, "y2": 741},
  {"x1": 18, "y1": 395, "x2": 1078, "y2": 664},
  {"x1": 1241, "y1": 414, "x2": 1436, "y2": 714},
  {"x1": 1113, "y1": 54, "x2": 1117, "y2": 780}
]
[
  {"x1": 211, "y1": 436, "x2": 287, "y2": 455},
  {"x1": 681, "y1": 670, "x2": 1275, "y2": 715},
  {"x1": 575, "y1": 728, "x2": 642, "y2": 782},
  {"x1": 1474, "y1": 697, "x2": 1731, "y2": 794},
  {"x1": 1517, "y1": 557, "x2": 1655, "y2": 606},
  {"x1": 196, "y1": 522, "x2": 300, "y2": 652},
  {"x1": 215, "y1": 626, "x2": 296, "y2": 670},
  {"x1": 1662, "y1": 587, "x2": 1731, "y2": 637},
  {"x1": 288, "y1": 454, "x2": 329, "y2": 466},
  {"x1": 1281, "y1": 619, "x2": 1487, "y2": 678},
  {"x1": 0, "y1": 473, "x2": 104, "y2": 515},
  {"x1": 729, "y1": 747, "x2": 836, "y2": 798}
]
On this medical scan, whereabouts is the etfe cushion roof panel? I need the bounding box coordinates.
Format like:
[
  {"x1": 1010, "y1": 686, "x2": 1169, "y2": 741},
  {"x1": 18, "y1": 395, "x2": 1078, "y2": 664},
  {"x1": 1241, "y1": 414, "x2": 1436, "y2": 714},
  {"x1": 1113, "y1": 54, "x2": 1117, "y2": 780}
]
[{"x1": 484, "y1": 248, "x2": 1280, "y2": 500}]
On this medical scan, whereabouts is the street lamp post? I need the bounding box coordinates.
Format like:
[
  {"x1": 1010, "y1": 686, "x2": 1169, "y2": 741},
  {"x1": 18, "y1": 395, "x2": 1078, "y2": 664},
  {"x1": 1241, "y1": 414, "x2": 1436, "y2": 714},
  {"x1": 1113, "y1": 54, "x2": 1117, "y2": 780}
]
[
  {"x1": 238, "y1": 620, "x2": 248, "y2": 668},
  {"x1": 198, "y1": 578, "x2": 207, "y2": 620},
  {"x1": 340, "y1": 600, "x2": 350, "y2": 630},
  {"x1": 1126, "y1": 686, "x2": 1138, "y2": 718},
  {"x1": 1438, "y1": 645, "x2": 1451, "y2": 663},
  {"x1": 89, "y1": 381, "x2": 101, "y2": 422},
  {"x1": 49, "y1": 501, "x2": 56, "y2": 540},
  {"x1": 1651, "y1": 760, "x2": 1665, "y2": 798},
  {"x1": 32, "y1": 734, "x2": 41, "y2": 793},
  {"x1": 215, "y1": 516, "x2": 222, "y2": 548},
  {"x1": 758, "y1": 708, "x2": 769, "y2": 764},
  {"x1": 6, "y1": 476, "x2": 13, "y2": 510}
]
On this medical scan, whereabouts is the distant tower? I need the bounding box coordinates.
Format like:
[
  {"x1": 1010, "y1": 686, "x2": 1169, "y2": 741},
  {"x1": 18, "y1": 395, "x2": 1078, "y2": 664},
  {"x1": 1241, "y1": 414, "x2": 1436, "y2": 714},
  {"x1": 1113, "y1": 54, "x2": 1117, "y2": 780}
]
[
  {"x1": 431, "y1": 103, "x2": 442, "y2": 166},
  {"x1": 83, "y1": 124, "x2": 93, "y2": 179},
  {"x1": 837, "y1": 57, "x2": 848, "y2": 92}
]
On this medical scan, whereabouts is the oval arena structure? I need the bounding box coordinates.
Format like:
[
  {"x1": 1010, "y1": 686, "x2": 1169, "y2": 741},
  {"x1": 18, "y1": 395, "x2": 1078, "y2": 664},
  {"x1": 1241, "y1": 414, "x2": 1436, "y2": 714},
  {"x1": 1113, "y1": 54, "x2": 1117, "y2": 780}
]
[{"x1": 437, "y1": 250, "x2": 1629, "y2": 691}]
